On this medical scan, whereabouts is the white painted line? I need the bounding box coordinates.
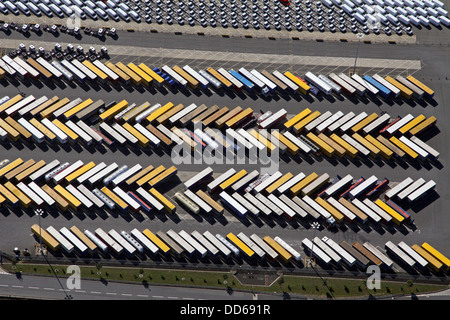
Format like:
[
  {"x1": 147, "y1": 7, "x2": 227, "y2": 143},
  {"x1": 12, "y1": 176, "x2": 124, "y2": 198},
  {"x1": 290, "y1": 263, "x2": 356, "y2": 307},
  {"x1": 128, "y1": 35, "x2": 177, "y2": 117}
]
[
  {"x1": 121, "y1": 293, "x2": 132, "y2": 297},
  {"x1": 152, "y1": 295, "x2": 164, "y2": 299},
  {"x1": 28, "y1": 287, "x2": 39, "y2": 290},
  {"x1": 12, "y1": 285, "x2": 23, "y2": 288},
  {"x1": 90, "y1": 291, "x2": 101, "y2": 294},
  {"x1": 44, "y1": 287, "x2": 55, "y2": 291}
]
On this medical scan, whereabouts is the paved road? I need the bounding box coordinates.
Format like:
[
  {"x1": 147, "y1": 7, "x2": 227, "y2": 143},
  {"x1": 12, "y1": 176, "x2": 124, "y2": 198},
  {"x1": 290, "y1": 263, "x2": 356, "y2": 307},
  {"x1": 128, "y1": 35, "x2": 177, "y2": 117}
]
[{"x1": 0, "y1": 272, "x2": 273, "y2": 300}]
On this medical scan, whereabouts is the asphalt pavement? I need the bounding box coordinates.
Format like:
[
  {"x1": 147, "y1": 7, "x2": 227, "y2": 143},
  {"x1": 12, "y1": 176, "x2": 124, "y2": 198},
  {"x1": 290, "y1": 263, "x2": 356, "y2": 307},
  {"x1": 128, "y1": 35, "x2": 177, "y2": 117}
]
[{"x1": 0, "y1": 16, "x2": 449, "y2": 287}]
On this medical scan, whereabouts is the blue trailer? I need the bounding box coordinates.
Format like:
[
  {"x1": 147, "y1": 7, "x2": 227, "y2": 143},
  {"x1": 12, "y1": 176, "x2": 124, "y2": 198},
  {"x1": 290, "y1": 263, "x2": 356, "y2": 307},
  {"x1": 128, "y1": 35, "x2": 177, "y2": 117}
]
[
  {"x1": 229, "y1": 69, "x2": 254, "y2": 92},
  {"x1": 152, "y1": 67, "x2": 175, "y2": 87},
  {"x1": 363, "y1": 75, "x2": 391, "y2": 99}
]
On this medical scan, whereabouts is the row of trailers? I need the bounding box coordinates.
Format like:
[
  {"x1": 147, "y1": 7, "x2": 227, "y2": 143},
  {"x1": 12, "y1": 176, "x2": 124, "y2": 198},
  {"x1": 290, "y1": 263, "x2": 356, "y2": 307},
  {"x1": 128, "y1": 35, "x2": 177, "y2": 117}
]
[
  {"x1": 30, "y1": 222, "x2": 450, "y2": 274},
  {"x1": 280, "y1": 107, "x2": 439, "y2": 162},
  {"x1": 179, "y1": 166, "x2": 422, "y2": 229},
  {"x1": 30, "y1": 224, "x2": 303, "y2": 265},
  {"x1": 0, "y1": 93, "x2": 439, "y2": 164},
  {"x1": 0, "y1": 158, "x2": 178, "y2": 214},
  {"x1": 0, "y1": 156, "x2": 431, "y2": 227},
  {"x1": 0, "y1": 96, "x2": 168, "y2": 148},
  {"x1": 0, "y1": 50, "x2": 435, "y2": 101},
  {"x1": 304, "y1": 236, "x2": 450, "y2": 274}
]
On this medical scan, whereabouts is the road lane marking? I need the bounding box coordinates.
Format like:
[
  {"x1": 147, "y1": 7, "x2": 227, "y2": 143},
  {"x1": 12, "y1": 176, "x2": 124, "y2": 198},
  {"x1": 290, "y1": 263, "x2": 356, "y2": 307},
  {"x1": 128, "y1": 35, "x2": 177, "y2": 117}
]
[
  {"x1": 44, "y1": 287, "x2": 55, "y2": 291},
  {"x1": 90, "y1": 291, "x2": 101, "y2": 294},
  {"x1": 137, "y1": 294, "x2": 148, "y2": 298},
  {"x1": 121, "y1": 293, "x2": 132, "y2": 297},
  {"x1": 28, "y1": 287, "x2": 39, "y2": 290},
  {"x1": 152, "y1": 295, "x2": 164, "y2": 298},
  {"x1": 12, "y1": 285, "x2": 23, "y2": 288}
]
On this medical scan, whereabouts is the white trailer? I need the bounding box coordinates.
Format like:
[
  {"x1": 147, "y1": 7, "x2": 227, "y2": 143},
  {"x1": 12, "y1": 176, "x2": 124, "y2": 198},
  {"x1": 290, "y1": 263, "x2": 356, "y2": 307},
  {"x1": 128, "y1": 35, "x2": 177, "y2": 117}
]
[
  {"x1": 253, "y1": 171, "x2": 283, "y2": 194},
  {"x1": 278, "y1": 172, "x2": 306, "y2": 194},
  {"x1": 349, "y1": 175, "x2": 378, "y2": 199},
  {"x1": 77, "y1": 184, "x2": 105, "y2": 209},
  {"x1": 178, "y1": 230, "x2": 208, "y2": 258},
  {"x1": 238, "y1": 232, "x2": 266, "y2": 259},
  {"x1": 77, "y1": 162, "x2": 106, "y2": 184},
  {"x1": 268, "y1": 194, "x2": 297, "y2": 219},
  {"x1": 279, "y1": 194, "x2": 309, "y2": 219},
  {"x1": 363, "y1": 242, "x2": 394, "y2": 268},
  {"x1": 338, "y1": 73, "x2": 366, "y2": 96},
  {"x1": 324, "y1": 174, "x2": 353, "y2": 197},
  {"x1": 362, "y1": 199, "x2": 393, "y2": 223},
  {"x1": 283, "y1": 131, "x2": 312, "y2": 154},
  {"x1": 203, "y1": 230, "x2": 232, "y2": 258},
  {"x1": 305, "y1": 111, "x2": 333, "y2": 132},
  {"x1": 29, "y1": 160, "x2": 60, "y2": 181},
  {"x1": 316, "y1": 111, "x2": 344, "y2": 133},
  {"x1": 108, "y1": 229, "x2": 136, "y2": 256},
  {"x1": 131, "y1": 228, "x2": 159, "y2": 255},
  {"x1": 28, "y1": 182, "x2": 55, "y2": 206},
  {"x1": 385, "y1": 177, "x2": 414, "y2": 200},
  {"x1": 340, "y1": 112, "x2": 368, "y2": 132},
  {"x1": 362, "y1": 113, "x2": 391, "y2": 135},
  {"x1": 255, "y1": 193, "x2": 283, "y2": 217},
  {"x1": 397, "y1": 178, "x2": 426, "y2": 201},
  {"x1": 275, "y1": 236, "x2": 302, "y2": 262},
  {"x1": 398, "y1": 241, "x2": 428, "y2": 268},
  {"x1": 386, "y1": 114, "x2": 414, "y2": 135},
  {"x1": 191, "y1": 230, "x2": 219, "y2": 258},
  {"x1": 313, "y1": 237, "x2": 342, "y2": 264},
  {"x1": 47, "y1": 226, "x2": 74, "y2": 253},
  {"x1": 385, "y1": 241, "x2": 416, "y2": 268},
  {"x1": 318, "y1": 74, "x2": 342, "y2": 94},
  {"x1": 326, "y1": 197, "x2": 357, "y2": 222},
  {"x1": 351, "y1": 74, "x2": 379, "y2": 95},
  {"x1": 328, "y1": 112, "x2": 356, "y2": 133},
  {"x1": 322, "y1": 236, "x2": 356, "y2": 266},
  {"x1": 406, "y1": 180, "x2": 436, "y2": 203},
  {"x1": 410, "y1": 136, "x2": 439, "y2": 160},
  {"x1": 207, "y1": 168, "x2": 236, "y2": 193},
  {"x1": 302, "y1": 238, "x2": 332, "y2": 265},
  {"x1": 17, "y1": 182, "x2": 44, "y2": 206},
  {"x1": 243, "y1": 192, "x2": 272, "y2": 216},
  {"x1": 351, "y1": 198, "x2": 382, "y2": 223},
  {"x1": 250, "y1": 234, "x2": 279, "y2": 260},
  {"x1": 60, "y1": 227, "x2": 88, "y2": 254},
  {"x1": 84, "y1": 229, "x2": 108, "y2": 253},
  {"x1": 66, "y1": 184, "x2": 94, "y2": 209},
  {"x1": 304, "y1": 72, "x2": 333, "y2": 95}
]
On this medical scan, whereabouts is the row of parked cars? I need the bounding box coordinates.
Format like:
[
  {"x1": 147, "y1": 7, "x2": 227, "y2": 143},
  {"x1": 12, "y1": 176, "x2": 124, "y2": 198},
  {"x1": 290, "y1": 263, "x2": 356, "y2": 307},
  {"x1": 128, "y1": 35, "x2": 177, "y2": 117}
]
[{"x1": 0, "y1": 0, "x2": 441, "y2": 35}]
